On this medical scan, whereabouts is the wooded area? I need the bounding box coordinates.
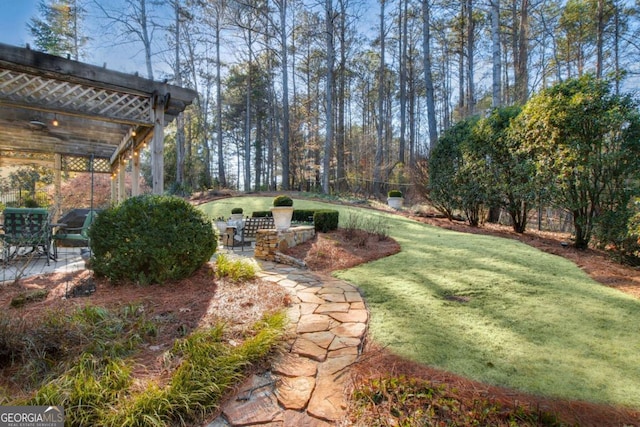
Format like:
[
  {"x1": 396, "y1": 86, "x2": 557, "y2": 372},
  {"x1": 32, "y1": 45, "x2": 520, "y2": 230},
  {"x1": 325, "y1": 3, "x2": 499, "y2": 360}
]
[{"x1": 22, "y1": 0, "x2": 640, "y2": 197}]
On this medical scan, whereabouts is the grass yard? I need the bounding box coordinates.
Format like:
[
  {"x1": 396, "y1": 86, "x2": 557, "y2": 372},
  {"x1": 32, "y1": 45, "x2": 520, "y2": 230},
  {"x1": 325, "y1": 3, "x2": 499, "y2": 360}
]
[{"x1": 200, "y1": 196, "x2": 640, "y2": 410}]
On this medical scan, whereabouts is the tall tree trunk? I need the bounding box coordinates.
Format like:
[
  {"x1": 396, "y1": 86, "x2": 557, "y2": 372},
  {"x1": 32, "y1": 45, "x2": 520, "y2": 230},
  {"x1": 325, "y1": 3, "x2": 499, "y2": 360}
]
[
  {"x1": 466, "y1": 0, "x2": 475, "y2": 115},
  {"x1": 614, "y1": 0, "x2": 620, "y2": 94},
  {"x1": 398, "y1": 0, "x2": 407, "y2": 163},
  {"x1": 422, "y1": 0, "x2": 438, "y2": 149},
  {"x1": 374, "y1": 0, "x2": 385, "y2": 196},
  {"x1": 515, "y1": 0, "x2": 528, "y2": 103},
  {"x1": 336, "y1": 0, "x2": 347, "y2": 191},
  {"x1": 215, "y1": 15, "x2": 226, "y2": 187},
  {"x1": 491, "y1": 0, "x2": 501, "y2": 107},
  {"x1": 596, "y1": 0, "x2": 604, "y2": 79},
  {"x1": 244, "y1": 33, "x2": 253, "y2": 192},
  {"x1": 140, "y1": 0, "x2": 154, "y2": 80},
  {"x1": 323, "y1": 0, "x2": 335, "y2": 194},
  {"x1": 279, "y1": 0, "x2": 291, "y2": 190},
  {"x1": 174, "y1": 0, "x2": 185, "y2": 187}
]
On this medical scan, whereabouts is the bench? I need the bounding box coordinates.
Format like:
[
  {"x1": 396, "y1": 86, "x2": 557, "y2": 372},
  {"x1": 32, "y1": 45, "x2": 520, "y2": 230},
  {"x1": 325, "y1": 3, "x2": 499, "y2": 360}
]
[
  {"x1": 237, "y1": 217, "x2": 275, "y2": 250},
  {"x1": 1, "y1": 207, "x2": 52, "y2": 265}
]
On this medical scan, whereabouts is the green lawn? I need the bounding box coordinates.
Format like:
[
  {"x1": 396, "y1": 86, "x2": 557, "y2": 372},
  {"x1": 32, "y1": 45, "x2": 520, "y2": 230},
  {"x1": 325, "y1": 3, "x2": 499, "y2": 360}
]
[{"x1": 200, "y1": 196, "x2": 640, "y2": 409}]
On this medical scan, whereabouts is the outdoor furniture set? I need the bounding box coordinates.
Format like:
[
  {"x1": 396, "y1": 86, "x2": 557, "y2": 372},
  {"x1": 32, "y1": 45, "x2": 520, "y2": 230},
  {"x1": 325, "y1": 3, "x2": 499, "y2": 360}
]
[
  {"x1": 0, "y1": 207, "x2": 96, "y2": 266},
  {"x1": 218, "y1": 216, "x2": 276, "y2": 250}
]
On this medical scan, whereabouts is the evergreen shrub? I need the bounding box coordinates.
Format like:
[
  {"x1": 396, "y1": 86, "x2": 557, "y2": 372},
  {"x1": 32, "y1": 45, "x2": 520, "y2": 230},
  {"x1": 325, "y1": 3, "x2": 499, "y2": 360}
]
[
  {"x1": 388, "y1": 190, "x2": 403, "y2": 198},
  {"x1": 89, "y1": 194, "x2": 217, "y2": 284},
  {"x1": 292, "y1": 209, "x2": 316, "y2": 223},
  {"x1": 273, "y1": 195, "x2": 293, "y2": 207},
  {"x1": 231, "y1": 207, "x2": 243, "y2": 214},
  {"x1": 314, "y1": 210, "x2": 339, "y2": 232}
]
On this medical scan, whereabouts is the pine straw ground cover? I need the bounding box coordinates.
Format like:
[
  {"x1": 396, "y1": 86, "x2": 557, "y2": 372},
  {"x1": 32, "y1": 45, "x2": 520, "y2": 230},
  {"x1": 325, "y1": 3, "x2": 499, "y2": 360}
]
[{"x1": 0, "y1": 262, "x2": 289, "y2": 425}]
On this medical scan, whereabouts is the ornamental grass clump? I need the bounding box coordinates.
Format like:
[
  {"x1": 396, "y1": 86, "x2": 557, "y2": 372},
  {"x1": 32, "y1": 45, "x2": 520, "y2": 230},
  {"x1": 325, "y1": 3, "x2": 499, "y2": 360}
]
[{"x1": 89, "y1": 195, "x2": 217, "y2": 284}]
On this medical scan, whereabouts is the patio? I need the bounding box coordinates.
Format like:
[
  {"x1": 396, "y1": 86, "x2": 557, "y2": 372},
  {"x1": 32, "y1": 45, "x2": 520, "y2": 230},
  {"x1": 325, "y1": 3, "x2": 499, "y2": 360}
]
[{"x1": 0, "y1": 246, "x2": 85, "y2": 284}]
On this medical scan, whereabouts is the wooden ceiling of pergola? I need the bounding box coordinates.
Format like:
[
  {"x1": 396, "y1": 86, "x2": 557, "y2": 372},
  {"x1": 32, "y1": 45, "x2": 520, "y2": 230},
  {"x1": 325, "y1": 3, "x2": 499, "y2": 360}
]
[{"x1": 0, "y1": 43, "x2": 197, "y2": 173}]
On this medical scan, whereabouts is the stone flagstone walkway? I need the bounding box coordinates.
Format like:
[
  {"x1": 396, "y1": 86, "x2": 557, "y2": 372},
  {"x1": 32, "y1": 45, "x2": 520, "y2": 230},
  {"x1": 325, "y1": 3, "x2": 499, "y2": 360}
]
[{"x1": 208, "y1": 259, "x2": 368, "y2": 426}]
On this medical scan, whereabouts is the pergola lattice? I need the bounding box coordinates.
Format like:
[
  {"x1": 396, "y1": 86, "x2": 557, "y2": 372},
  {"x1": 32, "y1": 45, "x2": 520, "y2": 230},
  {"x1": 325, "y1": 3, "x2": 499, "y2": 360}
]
[{"x1": 0, "y1": 42, "x2": 197, "y2": 201}]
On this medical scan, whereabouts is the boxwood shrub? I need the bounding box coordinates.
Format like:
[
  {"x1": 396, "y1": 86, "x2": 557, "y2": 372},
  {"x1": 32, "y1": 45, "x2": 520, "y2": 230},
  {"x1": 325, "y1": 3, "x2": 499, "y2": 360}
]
[
  {"x1": 89, "y1": 195, "x2": 217, "y2": 284},
  {"x1": 292, "y1": 209, "x2": 316, "y2": 223},
  {"x1": 314, "y1": 210, "x2": 339, "y2": 232}
]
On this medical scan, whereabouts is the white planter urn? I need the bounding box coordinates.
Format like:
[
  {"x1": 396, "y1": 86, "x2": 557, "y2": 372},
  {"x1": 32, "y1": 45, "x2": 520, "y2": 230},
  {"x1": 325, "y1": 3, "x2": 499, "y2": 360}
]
[
  {"x1": 216, "y1": 220, "x2": 228, "y2": 233},
  {"x1": 271, "y1": 206, "x2": 294, "y2": 231},
  {"x1": 230, "y1": 213, "x2": 244, "y2": 221},
  {"x1": 387, "y1": 197, "x2": 404, "y2": 209}
]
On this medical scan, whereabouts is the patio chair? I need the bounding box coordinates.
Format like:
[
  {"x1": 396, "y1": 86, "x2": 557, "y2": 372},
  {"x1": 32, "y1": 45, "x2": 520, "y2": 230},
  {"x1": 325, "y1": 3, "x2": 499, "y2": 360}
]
[
  {"x1": 52, "y1": 209, "x2": 98, "y2": 259},
  {"x1": 1, "y1": 207, "x2": 52, "y2": 265}
]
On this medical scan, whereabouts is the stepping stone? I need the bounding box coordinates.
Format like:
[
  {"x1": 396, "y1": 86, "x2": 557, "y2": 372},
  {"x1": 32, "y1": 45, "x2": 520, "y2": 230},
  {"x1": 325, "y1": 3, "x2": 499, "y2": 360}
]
[
  {"x1": 299, "y1": 302, "x2": 319, "y2": 315},
  {"x1": 328, "y1": 309, "x2": 368, "y2": 323},
  {"x1": 276, "y1": 376, "x2": 316, "y2": 410},
  {"x1": 315, "y1": 302, "x2": 351, "y2": 314},
  {"x1": 318, "y1": 286, "x2": 345, "y2": 295},
  {"x1": 297, "y1": 293, "x2": 326, "y2": 304},
  {"x1": 300, "y1": 331, "x2": 335, "y2": 349},
  {"x1": 327, "y1": 346, "x2": 359, "y2": 358},
  {"x1": 319, "y1": 292, "x2": 346, "y2": 303},
  {"x1": 331, "y1": 322, "x2": 367, "y2": 338},
  {"x1": 306, "y1": 372, "x2": 348, "y2": 422},
  {"x1": 328, "y1": 336, "x2": 361, "y2": 351},
  {"x1": 272, "y1": 353, "x2": 318, "y2": 377},
  {"x1": 297, "y1": 314, "x2": 333, "y2": 333},
  {"x1": 222, "y1": 375, "x2": 282, "y2": 426},
  {"x1": 283, "y1": 410, "x2": 333, "y2": 427},
  {"x1": 344, "y1": 291, "x2": 363, "y2": 303},
  {"x1": 292, "y1": 337, "x2": 327, "y2": 362},
  {"x1": 278, "y1": 278, "x2": 298, "y2": 288}
]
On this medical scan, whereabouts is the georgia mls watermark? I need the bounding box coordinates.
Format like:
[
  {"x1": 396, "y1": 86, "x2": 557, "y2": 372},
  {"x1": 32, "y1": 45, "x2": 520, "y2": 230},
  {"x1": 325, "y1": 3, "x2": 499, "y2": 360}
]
[{"x1": 0, "y1": 406, "x2": 64, "y2": 427}]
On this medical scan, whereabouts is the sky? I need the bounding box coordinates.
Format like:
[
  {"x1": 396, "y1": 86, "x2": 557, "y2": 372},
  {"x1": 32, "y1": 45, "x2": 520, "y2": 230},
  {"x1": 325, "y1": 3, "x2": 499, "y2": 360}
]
[
  {"x1": 0, "y1": 0, "x2": 160, "y2": 77},
  {"x1": 0, "y1": 0, "x2": 39, "y2": 48}
]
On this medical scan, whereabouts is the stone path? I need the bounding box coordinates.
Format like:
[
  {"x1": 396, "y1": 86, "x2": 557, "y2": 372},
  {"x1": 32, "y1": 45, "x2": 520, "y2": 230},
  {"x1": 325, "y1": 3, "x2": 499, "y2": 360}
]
[{"x1": 208, "y1": 259, "x2": 368, "y2": 426}]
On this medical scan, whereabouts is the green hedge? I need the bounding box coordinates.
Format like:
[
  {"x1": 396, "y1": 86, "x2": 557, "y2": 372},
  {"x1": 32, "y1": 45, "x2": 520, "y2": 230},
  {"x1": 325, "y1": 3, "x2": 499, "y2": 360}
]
[
  {"x1": 89, "y1": 195, "x2": 217, "y2": 284},
  {"x1": 292, "y1": 209, "x2": 316, "y2": 223},
  {"x1": 314, "y1": 210, "x2": 339, "y2": 232},
  {"x1": 252, "y1": 211, "x2": 273, "y2": 218}
]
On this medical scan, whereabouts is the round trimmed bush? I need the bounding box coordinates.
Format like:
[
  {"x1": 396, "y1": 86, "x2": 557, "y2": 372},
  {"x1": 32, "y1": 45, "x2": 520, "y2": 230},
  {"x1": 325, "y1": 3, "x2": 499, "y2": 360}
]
[
  {"x1": 89, "y1": 194, "x2": 217, "y2": 284},
  {"x1": 231, "y1": 207, "x2": 243, "y2": 214},
  {"x1": 388, "y1": 190, "x2": 403, "y2": 198},
  {"x1": 273, "y1": 195, "x2": 293, "y2": 207}
]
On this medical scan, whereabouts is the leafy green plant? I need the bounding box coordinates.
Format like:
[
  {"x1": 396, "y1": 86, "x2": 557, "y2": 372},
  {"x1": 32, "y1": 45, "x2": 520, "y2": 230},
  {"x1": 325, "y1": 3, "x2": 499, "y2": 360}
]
[
  {"x1": 515, "y1": 75, "x2": 640, "y2": 248},
  {"x1": 231, "y1": 207, "x2": 243, "y2": 214},
  {"x1": 89, "y1": 194, "x2": 217, "y2": 284},
  {"x1": 388, "y1": 190, "x2": 403, "y2": 198},
  {"x1": 273, "y1": 195, "x2": 293, "y2": 207},
  {"x1": 215, "y1": 253, "x2": 258, "y2": 281},
  {"x1": 427, "y1": 116, "x2": 480, "y2": 222}
]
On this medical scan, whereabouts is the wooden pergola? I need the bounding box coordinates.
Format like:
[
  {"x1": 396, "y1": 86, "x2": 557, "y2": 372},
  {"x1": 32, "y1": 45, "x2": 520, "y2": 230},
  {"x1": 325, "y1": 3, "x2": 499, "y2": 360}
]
[{"x1": 0, "y1": 43, "x2": 197, "y2": 208}]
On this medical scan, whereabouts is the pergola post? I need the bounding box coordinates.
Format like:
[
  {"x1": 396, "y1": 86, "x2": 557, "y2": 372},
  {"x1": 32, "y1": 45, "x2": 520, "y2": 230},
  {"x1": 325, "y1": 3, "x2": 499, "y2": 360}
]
[
  {"x1": 118, "y1": 160, "x2": 126, "y2": 202},
  {"x1": 132, "y1": 151, "x2": 140, "y2": 197},
  {"x1": 151, "y1": 93, "x2": 167, "y2": 195},
  {"x1": 53, "y1": 153, "x2": 62, "y2": 220}
]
